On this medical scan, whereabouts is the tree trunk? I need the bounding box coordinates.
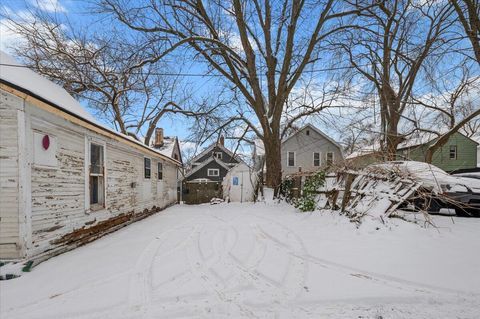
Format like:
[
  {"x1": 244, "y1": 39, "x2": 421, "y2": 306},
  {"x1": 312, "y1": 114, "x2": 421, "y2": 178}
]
[
  {"x1": 384, "y1": 119, "x2": 400, "y2": 161},
  {"x1": 263, "y1": 134, "x2": 283, "y2": 198},
  {"x1": 379, "y1": 89, "x2": 401, "y2": 161}
]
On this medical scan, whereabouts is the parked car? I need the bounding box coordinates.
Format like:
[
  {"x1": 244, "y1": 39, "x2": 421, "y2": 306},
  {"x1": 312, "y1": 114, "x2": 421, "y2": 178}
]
[
  {"x1": 367, "y1": 161, "x2": 480, "y2": 217},
  {"x1": 452, "y1": 172, "x2": 480, "y2": 181}
]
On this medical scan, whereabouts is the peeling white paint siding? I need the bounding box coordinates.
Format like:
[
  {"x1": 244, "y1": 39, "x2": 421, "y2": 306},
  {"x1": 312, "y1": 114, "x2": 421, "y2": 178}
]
[
  {"x1": 0, "y1": 90, "x2": 23, "y2": 259},
  {"x1": 28, "y1": 106, "x2": 86, "y2": 257},
  {"x1": 0, "y1": 87, "x2": 180, "y2": 261}
]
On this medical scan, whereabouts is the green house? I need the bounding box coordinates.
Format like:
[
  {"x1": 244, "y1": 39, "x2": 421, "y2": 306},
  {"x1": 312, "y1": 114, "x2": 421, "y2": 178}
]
[
  {"x1": 396, "y1": 132, "x2": 478, "y2": 172},
  {"x1": 346, "y1": 132, "x2": 479, "y2": 172}
]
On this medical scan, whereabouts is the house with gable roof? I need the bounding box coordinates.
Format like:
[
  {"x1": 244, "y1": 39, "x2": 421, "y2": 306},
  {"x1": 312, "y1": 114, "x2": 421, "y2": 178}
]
[
  {"x1": 254, "y1": 124, "x2": 344, "y2": 177},
  {"x1": 0, "y1": 51, "x2": 182, "y2": 261},
  {"x1": 184, "y1": 136, "x2": 240, "y2": 183},
  {"x1": 150, "y1": 127, "x2": 183, "y2": 165},
  {"x1": 182, "y1": 137, "x2": 243, "y2": 204},
  {"x1": 346, "y1": 131, "x2": 478, "y2": 172}
]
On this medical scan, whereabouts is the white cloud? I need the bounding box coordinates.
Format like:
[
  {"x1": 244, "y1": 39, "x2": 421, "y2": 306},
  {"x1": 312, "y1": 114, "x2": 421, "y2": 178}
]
[
  {"x1": 0, "y1": 19, "x2": 25, "y2": 53},
  {"x1": 31, "y1": 0, "x2": 66, "y2": 13}
]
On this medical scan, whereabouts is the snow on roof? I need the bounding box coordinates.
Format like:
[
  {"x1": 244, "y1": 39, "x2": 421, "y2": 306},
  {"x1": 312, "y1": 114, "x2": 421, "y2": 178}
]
[
  {"x1": 347, "y1": 131, "x2": 478, "y2": 159},
  {"x1": 399, "y1": 131, "x2": 480, "y2": 149},
  {"x1": 346, "y1": 143, "x2": 381, "y2": 159},
  {"x1": 346, "y1": 132, "x2": 442, "y2": 159},
  {"x1": 190, "y1": 141, "x2": 241, "y2": 164},
  {"x1": 0, "y1": 51, "x2": 181, "y2": 166},
  {"x1": 472, "y1": 135, "x2": 480, "y2": 145},
  {"x1": 397, "y1": 132, "x2": 438, "y2": 149},
  {"x1": 155, "y1": 137, "x2": 176, "y2": 157},
  {"x1": 0, "y1": 51, "x2": 96, "y2": 122}
]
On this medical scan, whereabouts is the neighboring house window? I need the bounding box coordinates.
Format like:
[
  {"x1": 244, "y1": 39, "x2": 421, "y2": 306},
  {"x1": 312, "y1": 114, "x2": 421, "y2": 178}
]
[
  {"x1": 449, "y1": 145, "x2": 457, "y2": 159},
  {"x1": 214, "y1": 152, "x2": 223, "y2": 160},
  {"x1": 326, "y1": 152, "x2": 334, "y2": 165},
  {"x1": 306, "y1": 129, "x2": 310, "y2": 136},
  {"x1": 287, "y1": 152, "x2": 295, "y2": 167},
  {"x1": 144, "y1": 158, "x2": 151, "y2": 178},
  {"x1": 313, "y1": 152, "x2": 320, "y2": 167},
  {"x1": 158, "y1": 162, "x2": 163, "y2": 180},
  {"x1": 207, "y1": 168, "x2": 220, "y2": 177},
  {"x1": 174, "y1": 154, "x2": 179, "y2": 160},
  {"x1": 90, "y1": 143, "x2": 105, "y2": 209}
]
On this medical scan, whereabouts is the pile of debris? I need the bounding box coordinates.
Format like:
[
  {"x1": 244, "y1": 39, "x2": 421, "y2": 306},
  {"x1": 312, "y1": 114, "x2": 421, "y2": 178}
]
[{"x1": 315, "y1": 161, "x2": 480, "y2": 224}]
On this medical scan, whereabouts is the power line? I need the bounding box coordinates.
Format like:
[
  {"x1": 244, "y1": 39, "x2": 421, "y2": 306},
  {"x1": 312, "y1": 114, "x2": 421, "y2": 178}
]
[{"x1": 0, "y1": 62, "x2": 365, "y2": 77}]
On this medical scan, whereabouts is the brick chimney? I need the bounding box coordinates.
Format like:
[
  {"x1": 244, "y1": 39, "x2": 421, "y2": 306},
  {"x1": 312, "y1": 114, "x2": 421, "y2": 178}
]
[
  {"x1": 154, "y1": 128, "x2": 164, "y2": 148},
  {"x1": 219, "y1": 135, "x2": 224, "y2": 146}
]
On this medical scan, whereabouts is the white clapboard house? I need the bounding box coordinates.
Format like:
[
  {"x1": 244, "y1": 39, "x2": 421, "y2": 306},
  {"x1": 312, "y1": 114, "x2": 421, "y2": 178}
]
[{"x1": 0, "y1": 52, "x2": 182, "y2": 262}]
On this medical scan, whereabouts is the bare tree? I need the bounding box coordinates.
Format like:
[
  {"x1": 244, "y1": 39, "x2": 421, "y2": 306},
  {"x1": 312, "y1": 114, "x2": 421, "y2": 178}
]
[
  {"x1": 99, "y1": 0, "x2": 376, "y2": 195},
  {"x1": 408, "y1": 60, "x2": 480, "y2": 162},
  {"x1": 3, "y1": 7, "x2": 208, "y2": 145},
  {"x1": 336, "y1": 0, "x2": 455, "y2": 159},
  {"x1": 450, "y1": 0, "x2": 480, "y2": 65}
]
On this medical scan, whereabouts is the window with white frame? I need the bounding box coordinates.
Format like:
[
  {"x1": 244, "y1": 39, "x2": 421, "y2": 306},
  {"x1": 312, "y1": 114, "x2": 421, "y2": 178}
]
[
  {"x1": 326, "y1": 152, "x2": 334, "y2": 165},
  {"x1": 214, "y1": 152, "x2": 223, "y2": 160},
  {"x1": 89, "y1": 143, "x2": 105, "y2": 209},
  {"x1": 207, "y1": 168, "x2": 220, "y2": 177},
  {"x1": 158, "y1": 162, "x2": 163, "y2": 180},
  {"x1": 449, "y1": 145, "x2": 457, "y2": 159},
  {"x1": 313, "y1": 152, "x2": 320, "y2": 167},
  {"x1": 144, "y1": 158, "x2": 151, "y2": 179},
  {"x1": 287, "y1": 152, "x2": 295, "y2": 167}
]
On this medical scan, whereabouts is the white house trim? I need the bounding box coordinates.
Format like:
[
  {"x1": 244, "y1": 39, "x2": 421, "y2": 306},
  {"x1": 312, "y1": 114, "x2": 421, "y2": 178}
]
[
  {"x1": 326, "y1": 151, "x2": 334, "y2": 164},
  {"x1": 144, "y1": 156, "x2": 152, "y2": 179},
  {"x1": 313, "y1": 151, "x2": 321, "y2": 167},
  {"x1": 189, "y1": 142, "x2": 243, "y2": 164},
  {"x1": 184, "y1": 157, "x2": 231, "y2": 179},
  {"x1": 287, "y1": 151, "x2": 296, "y2": 167},
  {"x1": 207, "y1": 168, "x2": 220, "y2": 177},
  {"x1": 85, "y1": 137, "x2": 107, "y2": 212},
  {"x1": 18, "y1": 108, "x2": 32, "y2": 256},
  {"x1": 282, "y1": 123, "x2": 343, "y2": 151}
]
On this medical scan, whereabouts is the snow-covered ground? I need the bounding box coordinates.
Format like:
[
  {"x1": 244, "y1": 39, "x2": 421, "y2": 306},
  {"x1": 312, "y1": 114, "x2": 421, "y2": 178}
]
[{"x1": 1, "y1": 203, "x2": 480, "y2": 319}]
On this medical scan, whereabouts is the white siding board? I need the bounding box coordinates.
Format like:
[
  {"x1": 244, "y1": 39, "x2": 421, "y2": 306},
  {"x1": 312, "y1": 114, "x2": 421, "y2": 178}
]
[
  {"x1": 0, "y1": 90, "x2": 22, "y2": 258},
  {"x1": 1, "y1": 87, "x2": 180, "y2": 260}
]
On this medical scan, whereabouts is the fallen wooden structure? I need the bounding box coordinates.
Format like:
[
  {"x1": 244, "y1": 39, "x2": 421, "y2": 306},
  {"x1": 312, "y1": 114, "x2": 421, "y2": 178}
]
[{"x1": 292, "y1": 169, "x2": 423, "y2": 223}]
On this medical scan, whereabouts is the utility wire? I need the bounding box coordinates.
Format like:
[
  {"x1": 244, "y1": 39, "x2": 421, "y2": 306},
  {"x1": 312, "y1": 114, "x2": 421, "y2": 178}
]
[{"x1": 0, "y1": 62, "x2": 367, "y2": 76}]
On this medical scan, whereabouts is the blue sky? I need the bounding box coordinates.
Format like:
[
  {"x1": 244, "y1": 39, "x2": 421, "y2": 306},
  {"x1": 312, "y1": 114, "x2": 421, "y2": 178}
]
[
  {"x1": 2, "y1": 0, "x2": 479, "y2": 156},
  {"x1": 0, "y1": 0, "x2": 373, "y2": 151},
  {"x1": 0, "y1": 0, "x2": 224, "y2": 145}
]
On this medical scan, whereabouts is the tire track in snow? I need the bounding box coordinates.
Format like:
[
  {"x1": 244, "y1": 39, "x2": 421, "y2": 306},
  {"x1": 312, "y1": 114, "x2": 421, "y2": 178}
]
[
  {"x1": 140, "y1": 214, "x2": 312, "y2": 318},
  {"x1": 248, "y1": 212, "x2": 479, "y2": 298},
  {"x1": 128, "y1": 223, "x2": 199, "y2": 318}
]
